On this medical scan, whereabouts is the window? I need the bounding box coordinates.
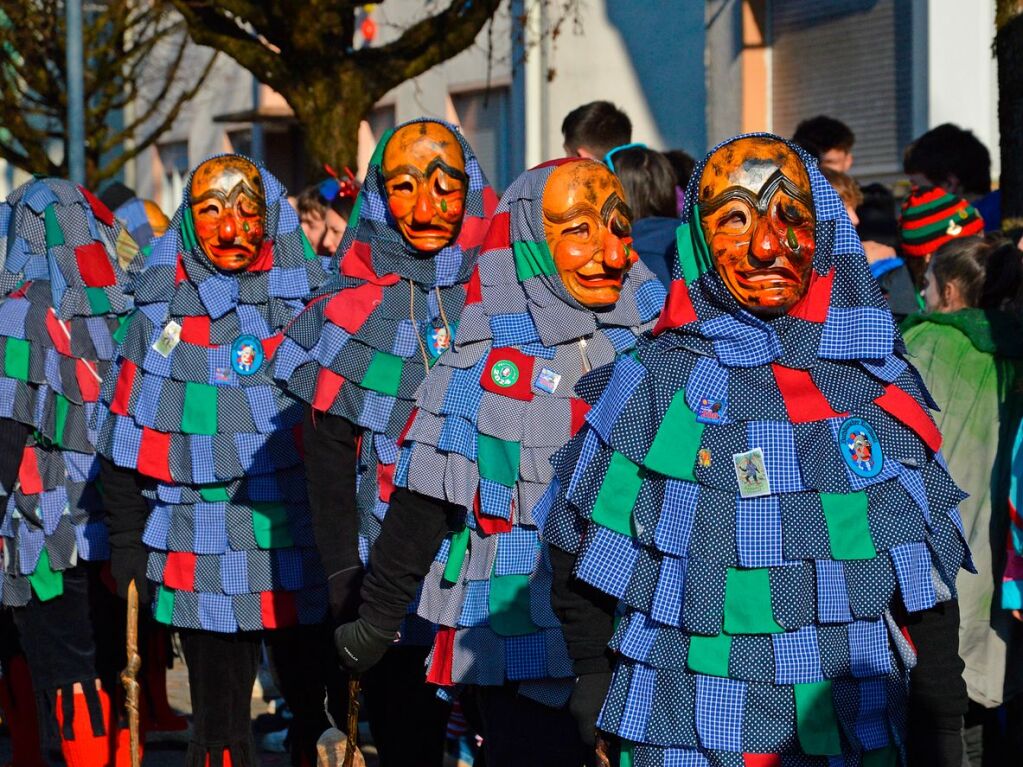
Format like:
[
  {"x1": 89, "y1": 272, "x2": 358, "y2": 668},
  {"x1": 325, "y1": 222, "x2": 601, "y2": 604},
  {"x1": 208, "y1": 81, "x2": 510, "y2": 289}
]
[
  {"x1": 451, "y1": 87, "x2": 512, "y2": 192},
  {"x1": 157, "y1": 140, "x2": 189, "y2": 214}
]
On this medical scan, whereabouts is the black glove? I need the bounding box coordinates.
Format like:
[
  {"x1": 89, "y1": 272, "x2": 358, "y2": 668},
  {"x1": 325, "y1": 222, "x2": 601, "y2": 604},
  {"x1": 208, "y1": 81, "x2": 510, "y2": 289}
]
[
  {"x1": 569, "y1": 671, "x2": 613, "y2": 752},
  {"x1": 327, "y1": 567, "x2": 365, "y2": 624},
  {"x1": 109, "y1": 544, "x2": 150, "y2": 604},
  {"x1": 334, "y1": 618, "x2": 396, "y2": 673}
]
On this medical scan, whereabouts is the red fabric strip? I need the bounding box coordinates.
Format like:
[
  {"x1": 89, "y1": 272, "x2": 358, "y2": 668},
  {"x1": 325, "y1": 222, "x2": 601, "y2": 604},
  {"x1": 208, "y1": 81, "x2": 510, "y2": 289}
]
[
  {"x1": 788, "y1": 267, "x2": 834, "y2": 323},
  {"x1": 652, "y1": 280, "x2": 697, "y2": 335},
  {"x1": 45, "y1": 310, "x2": 72, "y2": 357},
  {"x1": 261, "y1": 333, "x2": 283, "y2": 361},
  {"x1": 456, "y1": 216, "x2": 491, "y2": 251},
  {"x1": 570, "y1": 398, "x2": 591, "y2": 436},
  {"x1": 246, "y1": 239, "x2": 274, "y2": 272},
  {"x1": 324, "y1": 282, "x2": 383, "y2": 334},
  {"x1": 78, "y1": 186, "x2": 115, "y2": 226},
  {"x1": 18, "y1": 447, "x2": 43, "y2": 496},
  {"x1": 474, "y1": 490, "x2": 514, "y2": 535},
  {"x1": 479, "y1": 347, "x2": 535, "y2": 402},
  {"x1": 137, "y1": 427, "x2": 173, "y2": 482},
  {"x1": 426, "y1": 626, "x2": 457, "y2": 686},
  {"x1": 75, "y1": 243, "x2": 117, "y2": 288},
  {"x1": 900, "y1": 199, "x2": 970, "y2": 231},
  {"x1": 312, "y1": 368, "x2": 345, "y2": 412},
  {"x1": 110, "y1": 359, "x2": 137, "y2": 416},
  {"x1": 464, "y1": 266, "x2": 483, "y2": 306},
  {"x1": 340, "y1": 241, "x2": 398, "y2": 285},
  {"x1": 75, "y1": 359, "x2": 101, "y2": 402},
  {"x1": 771, "y1": 364, "x2": 847, "y2": 423},
  {"x1": 874, "y1": 384, "x2": 942, "y2": 452},
  {"x1": 174, "y1": 255, "x2": 188, "y2": 285},
  {"x1": 481, "y1": 211, "x2": 511, "y2": 253},
  {"x1": 377, "y1": 460, "x2": 395, "y2": 504},
  {"x1": 162, "y1": 552, "x2": 197, "y2": 591},
  {"x1": 260, "y1": 590, "x2": 298, "y2": 629},
  {"x1": 743, "y1": 755, "x2": 781, "y2": 767},
  {"x1": 180, "y1": 315, "x2": 211, "y2": 347}
]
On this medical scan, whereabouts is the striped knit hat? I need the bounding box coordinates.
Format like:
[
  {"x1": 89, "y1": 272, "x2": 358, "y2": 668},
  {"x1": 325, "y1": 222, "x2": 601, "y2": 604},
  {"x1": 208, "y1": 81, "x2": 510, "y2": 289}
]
[{"x1": 899, "y1": 185, "x2": 984, "y2": 258}]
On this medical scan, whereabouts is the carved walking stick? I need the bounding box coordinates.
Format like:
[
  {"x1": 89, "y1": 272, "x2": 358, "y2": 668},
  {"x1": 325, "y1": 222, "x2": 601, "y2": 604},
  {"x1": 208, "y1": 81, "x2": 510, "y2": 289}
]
[
  {"x1": 315, "y1": 673, "x2": 365, "y2": 767},
  {"x1": 342, "y1": 674, "x2": 361, "y2": 767},
  {"x1": 119, "y1": 579, "x2": 141, "y2": 767}
]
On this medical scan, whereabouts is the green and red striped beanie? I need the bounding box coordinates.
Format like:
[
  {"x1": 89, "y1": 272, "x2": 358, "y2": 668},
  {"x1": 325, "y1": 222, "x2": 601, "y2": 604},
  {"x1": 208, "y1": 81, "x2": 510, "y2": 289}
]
[{"x1": 899, "y1": 185, "x2": 984, "y2": 258}]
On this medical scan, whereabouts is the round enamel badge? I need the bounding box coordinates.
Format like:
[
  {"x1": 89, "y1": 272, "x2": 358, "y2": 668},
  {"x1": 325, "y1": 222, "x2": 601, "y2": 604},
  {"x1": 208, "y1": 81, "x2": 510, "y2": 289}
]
[
  {"x1": 231, "y1": 334, "x2": 264, "y2": 376},
  {"x1": 838, "y1": 417, "x2": 883, "y2": 478},
  {"x1": 490, "y1": 359, "x2": 519, "y2": 388}
]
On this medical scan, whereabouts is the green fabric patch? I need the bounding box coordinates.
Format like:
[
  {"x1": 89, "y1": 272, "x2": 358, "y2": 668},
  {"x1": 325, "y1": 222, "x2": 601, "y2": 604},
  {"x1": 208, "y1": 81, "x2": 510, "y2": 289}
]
[
  {"x1": 252, "y1": 502, "x2": 293, "y2": 549},
  {"x1": 112, "y1": 313, "x2": 133, "y2": 345},
  {"x1": 44, "y1": 204, "x2": 64, "y2": 247},
  {"x1": 477, "y1": 433, "x2": 520, "y2": 488},
  {"x1": 619, "y1": 741, "x2": 635, "y2": 767},
  {"x1": 84, "y1": 286, "x2": 111, "y2": 315},
  {"x1": 28, "y1": 548, "x2": 63, "y2": 602},
  {"x1": 488, "y1": 573, "x2": 537, "y2": 636},
  {"x1": 820, "y1": 492, "x2": 876, "y2": 560},
  {"x1": 4, "y1": 337, "x2": 30, "y2": 381},
  {"x1": 181, "y1": 382, "x2": 219, "y2": 436},
  {"x1": 675, "y1": 207, "x2": 713, "y2": 285},
  {"x1": 300, "y1": 229, "x2": 318, "y2": 261},
  {"x1": 687, "y1": 633, "x2": 732, "y2": 677},
  {"x1": 793, "y1": 680, "x2": 843, "y2": 755},
  {"x1": 512, "y1": 240, "x2": 557, "y2": 282},
  {"x1": 180, "y1": 207, "x2": 198, "y2": 253},
  {"x1": 154, "y1": 586, "x2": 175, "y2": 624},
  {"x1": 442, "y1": 526, "x2": 470, "y2": 584},
  {"x1": 199, "y1": 484, "x2": 231, "y2": 502},
  {"x1": 591, "y1": 451, "x2": 644, "y2": 536},
  {"x1": 53, "y1": 393, "x2": 69, "y2": 448},
  {"x1": 862, "y1": 747, "x2": 898, "y2": 767},
  {"x1": 360, "y1": 351, "x2": 404, "y2": 396},
  {"x1": 643, "y1": 388, "x2": 703, "y2": 480},
  {"x1": 723, "y1": 567, "x2": 783, "y2": 634}
]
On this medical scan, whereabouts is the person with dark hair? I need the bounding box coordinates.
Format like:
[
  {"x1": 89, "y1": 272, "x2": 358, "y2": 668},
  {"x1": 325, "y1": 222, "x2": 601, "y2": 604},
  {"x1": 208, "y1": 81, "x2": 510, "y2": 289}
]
[
  {"x1": 612, "y1": 146, "x2": 680, "y2": 286},
  {"x1": 321, "y1": 193, "x2": 355, "y2": 256},
  {"x1": 297, "y1": 185, "x2": 329, "y2": 253},
  {"x1": 792, "y1": 114, "x2": 855, "y2": 172},
  {"x1": 561, "y1": 101, "x2": 632, "y2": 161},
  {"x1": 903, "y1": 235, "x2": 1023, "y2": 766},
  {"x1": 663, "y1": 149, "x2": 696, "y2": 215}
]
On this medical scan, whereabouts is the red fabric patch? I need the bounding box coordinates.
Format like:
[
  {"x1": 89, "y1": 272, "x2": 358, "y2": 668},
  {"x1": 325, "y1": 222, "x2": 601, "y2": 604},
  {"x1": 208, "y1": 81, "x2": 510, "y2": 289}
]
[
  {"x1": 174, "y1": 255, "x2": 188, "y2": 285},
  {"x1": 377, "y1": 461, "x2": 395, "y2": 504},
  {"x1": 874, "y1": 384, "x2": 942, "y2": 452},
  {"x1": 652, "y1": 280, "x2": 697, "y2": 335},
  {"x1": 743, "y1": 755, "x2": 781, "y2": 767},
  {"x1": 247, "y1": 239, "x2": 274, "y2": 272},
  {"x1": 75, "y1": 243, "x2": 117, "y2": 287},
  {"x1": 260, "y1": 590, "x2": 298, "y2": 629},
  {"x1": 18, "y1": 447, "x2": 43, "y2": 496},
  {"x1": 339, "y1": 241, "x2": 398, "y2": 286},
  {"x1": 570, "y1": 398, "x2": 591, "y2": 436},
  {"x1": 162, "y1": 552, "x2": 197, "y2": 591},
  {"x1": 481, "y1": 211, "x2": 511, "y2": 253},
  {"x1": 45, "y1": 309, "x2": 72, "y2": 357},
  {"x1": 480, "y1": 347, "x2": 535, "y2": 402},
  {"x1": 261, "y1": 333, "x2": 283, "y2": 361},
  {"x1": 324, "y1": 282, "x2": 383, "y2": 333},
  {"x1": 426, "y1": 626, "x2": 457, "y2": 686},
  {"x1": 474, "y1": 490, "x2": 514, "y2": 535},
  {"x1": 137, "y1": 428, "x2": 173, "y2": 482},
  {"x1": 75, "y1": 359, "x2": 101, "y2": 402},
  {"x1": 180, "y1": 315, "x2": 211, "y2": 347},
  {"x1": 312, "y1": 367, "x2": 345, "y2": 412},
  {"x1": 456, "y1": 216, "x2": 491, "y2": 251},
  {"x1": 78, "y1": 186, "x2": 115, "y2": 226},
  {"x1": 111, "y1": 359, "x2": 137, "y2": 416},
  {"x1": 464, "y1": 266, "x2": 483, "y2": 305},
  {"x1": 9, "y1": 281, "x2": 31, "y2": 299},
  {"x1": 787, "y1": 267, "x2": 834, "y2": 323},
  {"x1": 481, "y1": 186, "x2": 499, "y2": 217},
  {"x1": 771, "y1": 364, "x2": 847, "y2": 423}
]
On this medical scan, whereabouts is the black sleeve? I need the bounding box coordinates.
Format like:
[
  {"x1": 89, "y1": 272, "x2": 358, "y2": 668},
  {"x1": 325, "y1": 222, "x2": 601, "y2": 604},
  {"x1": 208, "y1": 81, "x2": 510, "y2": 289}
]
[
  {"x1": 358, "y1": 487, "x2": 461, "y2": 633},
  {"x1": 0, "y1": 419, "x2": 30, "y2": 498},
  {"x1": 904, "y1": 599, "x2": 967, "y2": 767},
  {"x1": 302, "y1": 407, "x2": 361, "y2": 579},
  {"x1": 98, "y1": 455, "x2": 151, "y2": 551},
  {"x1": 549, "y1": 543, "x2": 618, "y2": 675}
]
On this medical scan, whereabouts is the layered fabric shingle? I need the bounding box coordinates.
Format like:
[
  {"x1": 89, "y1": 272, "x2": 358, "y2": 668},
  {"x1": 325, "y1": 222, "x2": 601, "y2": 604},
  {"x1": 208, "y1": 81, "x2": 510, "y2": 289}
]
[
  {"x1": 395, "y1": 160, "x2": 666, "y2": 705},
  {"x1": 276, "y1": 119, "x2": 497, "y2": 563},
  {"x1": 93, "y1": 158, "x2": 330, "y2": 632},
  {"x1": 538, "y1": 135, "x2": 973, "y2": 765},
  {"x1": 0, "y1": 178, "x2": 131, "y2": 606}
]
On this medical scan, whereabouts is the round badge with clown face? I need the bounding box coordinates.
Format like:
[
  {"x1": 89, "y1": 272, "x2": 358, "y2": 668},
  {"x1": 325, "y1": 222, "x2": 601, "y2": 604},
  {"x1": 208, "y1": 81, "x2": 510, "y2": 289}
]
[
  {"x1": 838, "y1": 417, "x2": 883, "y2": 478},
  {"x1": 428, "y1": 325, "x2": 453, "y2": 358},
  {"x1": 231, "y1": 334, "x2": 264, "y2": 376}
]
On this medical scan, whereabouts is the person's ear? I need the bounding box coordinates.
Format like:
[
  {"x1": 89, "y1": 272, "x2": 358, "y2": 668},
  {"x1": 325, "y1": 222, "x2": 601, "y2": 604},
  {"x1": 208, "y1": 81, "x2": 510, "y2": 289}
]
[{"x1": 942, "y1": 278, "x2": 963, "y2": 310}]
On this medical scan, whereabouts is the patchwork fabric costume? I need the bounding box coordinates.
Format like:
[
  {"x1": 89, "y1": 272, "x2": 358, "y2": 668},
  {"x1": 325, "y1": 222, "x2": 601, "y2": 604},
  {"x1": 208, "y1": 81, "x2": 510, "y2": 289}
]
[
  {"x1": 539, "y1": 136, "x2": 972, "y2": 765},
  {"x1": 93, "y1": 159, "x2": 329, "y2": 633},
  {"x1": 395, "y1": 161, "x2": 665, "y2": 703}
]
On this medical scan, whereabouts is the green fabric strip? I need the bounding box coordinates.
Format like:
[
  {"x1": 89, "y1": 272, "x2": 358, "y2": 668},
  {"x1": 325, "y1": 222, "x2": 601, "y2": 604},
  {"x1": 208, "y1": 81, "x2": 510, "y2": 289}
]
[
  {"x1": 44, "y1": 204, "x2": 64, "y2": 247},
  {"x1": 442, "y1": 527, "x2": 470, "y2": 584},
  {"x1": 53, "y1": 394, "x2": 69, "y2": 448},
  {"x1": 513, "y1": 240, "x2": 558, "y2": 282},
  {"x1": 360, "y1": 351, "x2": 404, "y2": 396},
  {"x1": 675, "y1": 207, "x2": 713, "y2": 285},
  {"x1": 300, "y1": 230, "x2": 318, "y2": 261},
  {"x1": 591, "y1": 451, "x2": 644, "y2": 536},
  {"x1": 820, "y1": 492, "x2": 876, "y2": 560},
  {"x1": 643, "y1": 388, "x2": 703, "y2": 480},
  {"x1": 112, "y1": 314, "x2": 132, "y2": 345},
  {"x1": 488, "y1": 573, "x2": 537, "y2": 636},
  {"x1": 477, "y1": 433, "x2": 520, "y2": 488},
  {"x1": 901, "y1": 193, "x2": 957, "y2": 218},
  {"x1": 84, "y1": 286, "x2": 111, "y2": 315},
  {"x1": 154, "y1": 586, "x2": 175, "y2": 624},
  {"x1": 793, "y1": 680, "x2": 843, "y2": 755},
  {"x1": 181, "y1": 381, "x2": 219, "y2": 436},
  {"x1": 180, "y1": 207, "x2": 198, "y2": 253},
  {"x1": 4, "y1": 337, "x2": 30, "y2": 381},
  {"x1": 27, "y1": 548, "x2": 63, "y2": 602},
  {"x1": 199, "y1": 484, "x2": 231, "y2": 502},
  {"x1": 251, "y1": 502, "x2": 293, "y2": 549},
  {"x1": 723, "y1": 567, "x2": 783, "y2": 634},
  {"x1": 619, "y1": 741, "x2": 635, "y2": 767},
  {"x1": 687, "y1": 633, "x2": 732, "y2": 677},
  {"x1": 902, "y1": 216, "x2": 966, "y2": 241}
]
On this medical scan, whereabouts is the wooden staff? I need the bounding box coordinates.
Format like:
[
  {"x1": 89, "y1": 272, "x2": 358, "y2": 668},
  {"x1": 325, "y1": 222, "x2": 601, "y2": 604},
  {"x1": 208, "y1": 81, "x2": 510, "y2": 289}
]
[
  {"x1": 342, "y1": 674, "x2": 361, "y2": 767},
  {"x1": 595, "y1": 733, "x2": 614, "y2": 767},
  {"x1": 119, "y1": 579, "x2": 141, "y2": 767}
]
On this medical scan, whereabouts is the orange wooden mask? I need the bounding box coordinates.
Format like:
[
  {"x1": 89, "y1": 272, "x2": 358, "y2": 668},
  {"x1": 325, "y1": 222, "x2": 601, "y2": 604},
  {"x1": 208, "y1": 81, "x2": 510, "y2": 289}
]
[
  {"x1": 698, "y1": 137, "x2": 815, "y2": 315},
  {"x1": 542, "y1": 160, "x2": 636, "y2": 309},
  {"x1": 189, "y1": 156, "x2": 265, "y2": 271},
  {"x1": 382, "y1": 122, "x2": 467, "y2": 253}
]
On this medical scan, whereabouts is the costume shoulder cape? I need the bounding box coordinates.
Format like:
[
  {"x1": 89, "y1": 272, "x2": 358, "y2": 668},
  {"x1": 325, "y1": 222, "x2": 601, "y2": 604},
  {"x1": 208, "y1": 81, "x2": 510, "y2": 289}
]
[
  {"x1": 0, "y1": 178, "x2": 130, "y2": 606},
  {"x1": 93, "y1": 158, "x2": 330, "y2": 632},
  {"x1": 538, "y1": 135, "x2": 972, "y2": 765},
  {"x1": 276, "y1": 119, "x2": 497, "y2": 563},
  {"x1": 394, "y1": 160, "x2": 665, "y2": 702}
]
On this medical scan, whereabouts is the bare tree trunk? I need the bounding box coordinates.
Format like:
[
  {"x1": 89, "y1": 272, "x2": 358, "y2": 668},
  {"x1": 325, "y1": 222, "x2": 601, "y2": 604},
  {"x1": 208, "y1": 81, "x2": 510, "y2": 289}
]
[{"x1": 997, "y1": 0, "x2": 1023, "y2": 230}]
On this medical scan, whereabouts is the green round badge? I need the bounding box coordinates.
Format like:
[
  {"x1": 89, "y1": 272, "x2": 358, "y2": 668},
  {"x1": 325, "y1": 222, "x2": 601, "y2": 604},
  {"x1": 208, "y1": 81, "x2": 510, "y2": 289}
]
[{"x1": 490, "y1": 359, "x2": 519, "y2": 388}]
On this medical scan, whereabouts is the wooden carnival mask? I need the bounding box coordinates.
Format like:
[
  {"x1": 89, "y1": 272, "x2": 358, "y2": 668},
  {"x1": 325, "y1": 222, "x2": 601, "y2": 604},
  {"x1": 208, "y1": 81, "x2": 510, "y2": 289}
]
[
  {"x1": 189, "y1": 156, "x2": 265, "y2": 271},
  {"x1": 382, "y1": 122, "x2": 468, "y2": 253},
  {"x1": 698, "y1": 137, "x2": 816, "y2": 315},
  {"x1": 542, "y1": 160, "x2": 636, "y2": 309}
]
